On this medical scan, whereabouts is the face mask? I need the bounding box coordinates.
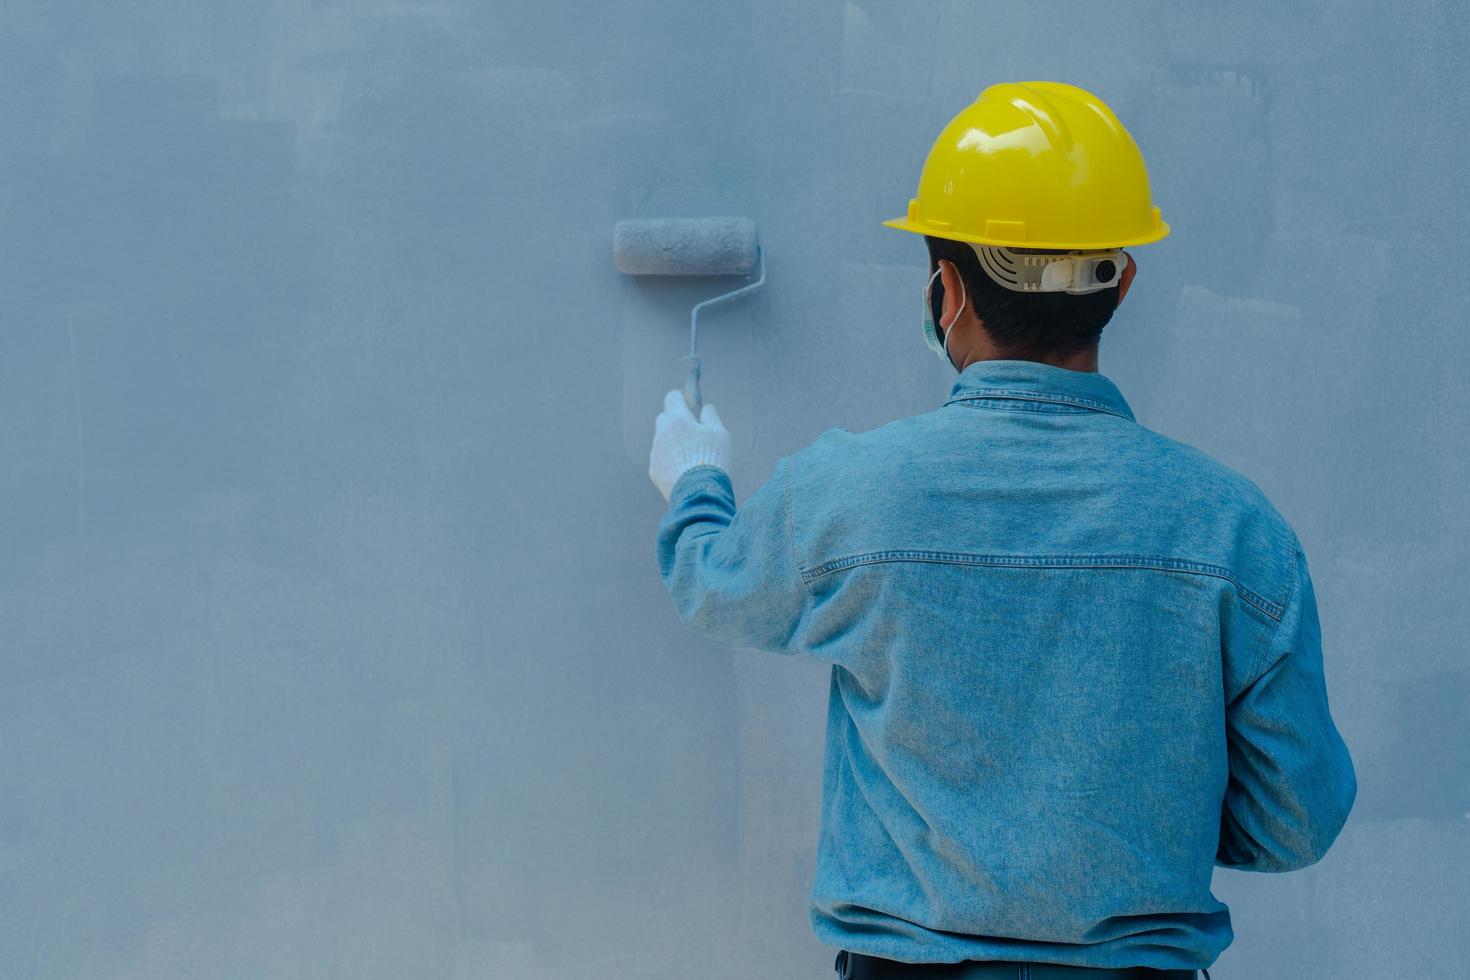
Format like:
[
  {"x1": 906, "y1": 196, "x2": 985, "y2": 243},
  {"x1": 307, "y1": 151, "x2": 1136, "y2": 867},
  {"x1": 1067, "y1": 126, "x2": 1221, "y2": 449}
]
[{"x1": 923, "y1": 266, "x2": 967, "y2": 369}]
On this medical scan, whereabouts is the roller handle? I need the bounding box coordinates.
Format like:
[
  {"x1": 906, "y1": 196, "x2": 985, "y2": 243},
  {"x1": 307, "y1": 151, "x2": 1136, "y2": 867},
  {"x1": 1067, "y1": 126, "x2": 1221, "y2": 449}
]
[{"x1": 682, "y1": 355, "x2": 703, "y2": 418}]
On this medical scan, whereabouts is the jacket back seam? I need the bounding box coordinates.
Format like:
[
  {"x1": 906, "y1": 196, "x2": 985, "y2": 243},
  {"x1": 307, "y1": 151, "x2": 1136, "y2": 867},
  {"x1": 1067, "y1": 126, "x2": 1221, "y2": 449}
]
[{"x1": 798, "y1": 550, "x2": 1285, "y2": 621}]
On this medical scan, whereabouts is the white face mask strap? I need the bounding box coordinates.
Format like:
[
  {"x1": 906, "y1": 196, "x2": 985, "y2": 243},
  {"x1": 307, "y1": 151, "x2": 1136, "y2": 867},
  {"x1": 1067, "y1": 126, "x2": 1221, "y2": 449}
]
[
  {"x1": 943, "y1": 268, "x2": 966, "y2": 329},
  {"x1": 929, "y1": 264, "x2": 966, "y2": 362}
]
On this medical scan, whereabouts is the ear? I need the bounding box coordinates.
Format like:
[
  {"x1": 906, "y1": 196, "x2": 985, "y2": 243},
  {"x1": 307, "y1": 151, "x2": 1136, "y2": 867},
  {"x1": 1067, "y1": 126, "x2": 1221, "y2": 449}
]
[
  {"x1": 938, "y1": 259, "x2": 966, "y2": 327},
  {"x1": 1116, "y1": 251, "x2": 1137, "y2": 307}
]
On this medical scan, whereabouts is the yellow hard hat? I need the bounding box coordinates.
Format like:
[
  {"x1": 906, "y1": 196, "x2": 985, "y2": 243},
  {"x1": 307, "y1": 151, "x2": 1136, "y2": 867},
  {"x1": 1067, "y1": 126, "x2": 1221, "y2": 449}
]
[{"x1": 883, "y1": 81, "x2": 1169, "y2": 250}]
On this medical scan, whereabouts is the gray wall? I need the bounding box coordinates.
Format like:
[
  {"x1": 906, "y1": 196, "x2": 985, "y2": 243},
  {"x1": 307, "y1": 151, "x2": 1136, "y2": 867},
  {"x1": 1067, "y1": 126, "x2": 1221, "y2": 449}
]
[{"x1": 0, "y1": 2, "x2": 1463, "y2": 978}]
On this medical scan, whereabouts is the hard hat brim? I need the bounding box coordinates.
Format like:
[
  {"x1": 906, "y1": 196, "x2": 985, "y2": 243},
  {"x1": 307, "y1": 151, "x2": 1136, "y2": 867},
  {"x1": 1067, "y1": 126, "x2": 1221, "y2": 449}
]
[{"x1": 882, "y1": 215, "x2": 1171, "y2": 251}]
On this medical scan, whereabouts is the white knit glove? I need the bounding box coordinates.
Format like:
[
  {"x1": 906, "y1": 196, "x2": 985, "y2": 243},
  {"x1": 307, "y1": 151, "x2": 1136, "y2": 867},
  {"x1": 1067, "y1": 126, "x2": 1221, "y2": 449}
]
[{"x1": 649, "y1": 388, "x2": 732, "y2": 502}]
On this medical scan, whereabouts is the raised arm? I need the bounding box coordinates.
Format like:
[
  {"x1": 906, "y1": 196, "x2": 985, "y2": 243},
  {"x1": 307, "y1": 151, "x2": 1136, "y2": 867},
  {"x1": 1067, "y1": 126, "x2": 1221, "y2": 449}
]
[{"x1": 655, "y1": 459, "x2": 810, "y2": 655}]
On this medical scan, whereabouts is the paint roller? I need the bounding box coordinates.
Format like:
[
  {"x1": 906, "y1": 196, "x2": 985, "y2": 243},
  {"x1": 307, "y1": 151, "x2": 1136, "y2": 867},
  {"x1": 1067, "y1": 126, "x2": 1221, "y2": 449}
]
[{"x1": 613, "y1": 216, "x2": 765, "y2": 417}]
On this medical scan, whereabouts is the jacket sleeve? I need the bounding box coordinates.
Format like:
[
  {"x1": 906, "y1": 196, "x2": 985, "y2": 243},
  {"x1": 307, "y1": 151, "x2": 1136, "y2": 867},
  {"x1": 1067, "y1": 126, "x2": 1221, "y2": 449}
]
[
  {"x1": 655, "y1": 460, "x2": 811, "y2": 655},
  {"x1": 1216, "y1": 538, "x2": 1358, "y2": 872}
]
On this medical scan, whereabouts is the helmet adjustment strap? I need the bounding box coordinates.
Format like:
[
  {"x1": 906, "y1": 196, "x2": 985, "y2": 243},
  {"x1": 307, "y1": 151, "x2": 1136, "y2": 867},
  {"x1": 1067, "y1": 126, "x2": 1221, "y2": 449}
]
[{"x1": 972, "y1": 244, "x2": 1126, "y2": 295}]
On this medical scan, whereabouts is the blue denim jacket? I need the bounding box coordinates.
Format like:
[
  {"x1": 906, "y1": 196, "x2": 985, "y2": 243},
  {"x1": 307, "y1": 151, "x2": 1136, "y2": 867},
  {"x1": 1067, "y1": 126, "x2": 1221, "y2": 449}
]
[{"x1": 655, "y1": 358, "x2": 1356, "y2": 971}]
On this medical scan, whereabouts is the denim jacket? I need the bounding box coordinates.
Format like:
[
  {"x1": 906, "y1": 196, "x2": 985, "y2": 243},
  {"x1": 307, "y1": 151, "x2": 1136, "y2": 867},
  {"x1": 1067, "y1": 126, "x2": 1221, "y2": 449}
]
[{"x1": 655, "y1": 358, "x2": 1357, "y2": 971}]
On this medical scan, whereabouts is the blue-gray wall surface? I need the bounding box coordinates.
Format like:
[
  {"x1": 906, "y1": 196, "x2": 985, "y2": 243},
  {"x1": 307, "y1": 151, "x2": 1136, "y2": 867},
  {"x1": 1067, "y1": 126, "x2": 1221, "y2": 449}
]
[{"x1": 1, "y1": 2, "x2": 1464, "y2": 978}]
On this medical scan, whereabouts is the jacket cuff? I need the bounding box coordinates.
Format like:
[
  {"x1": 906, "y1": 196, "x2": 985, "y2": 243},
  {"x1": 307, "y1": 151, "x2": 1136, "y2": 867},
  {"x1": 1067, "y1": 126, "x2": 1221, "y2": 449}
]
[{"x1": 670, "y1": 464, "x2": 730, "y2": 499}]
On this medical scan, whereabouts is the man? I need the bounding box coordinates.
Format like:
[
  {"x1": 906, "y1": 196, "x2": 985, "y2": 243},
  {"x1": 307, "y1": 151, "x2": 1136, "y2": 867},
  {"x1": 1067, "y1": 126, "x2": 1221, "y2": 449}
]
[{"x1": 647, "y1": 82, "x2": 1356, "y2": 980}]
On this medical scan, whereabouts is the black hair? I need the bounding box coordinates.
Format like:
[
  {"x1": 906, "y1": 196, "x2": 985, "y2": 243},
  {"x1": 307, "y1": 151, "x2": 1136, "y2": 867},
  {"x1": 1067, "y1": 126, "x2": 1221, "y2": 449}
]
[{"x1": 924, "y1": 235, "x2": 1122, "y2": 362}]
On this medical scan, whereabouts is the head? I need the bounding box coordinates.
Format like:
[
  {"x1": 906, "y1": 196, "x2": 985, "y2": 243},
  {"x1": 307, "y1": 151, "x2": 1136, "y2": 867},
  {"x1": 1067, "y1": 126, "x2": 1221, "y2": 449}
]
[{"x1": 923, "y1": 234, "x2": 1137, "y2": 372}]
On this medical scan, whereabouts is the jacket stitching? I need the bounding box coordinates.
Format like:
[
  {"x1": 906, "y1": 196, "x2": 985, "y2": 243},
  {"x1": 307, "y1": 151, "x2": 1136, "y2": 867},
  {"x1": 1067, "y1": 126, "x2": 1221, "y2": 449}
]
[
  {"x1": 944, "y1": 389, "x2": 1135, "y2": 422},
  {"x1": 799, "y1": 550, "x2": 1284, "y2": 621},
  {"x1": 1248, "y1": 540, "x2": 1301, "y2": 684},
  {"x1": 782, "y1": 459, "x2": 816, "y2": 656},
  {"x1": 783, "y1": 460, "x2": 811, "y2": 602},
  {"x1": 947, "y1": 400, "x2": 1096, "y2": 416},
  {"x1": 946, "y1": 387, "x2": 1120, "y2": 412}
]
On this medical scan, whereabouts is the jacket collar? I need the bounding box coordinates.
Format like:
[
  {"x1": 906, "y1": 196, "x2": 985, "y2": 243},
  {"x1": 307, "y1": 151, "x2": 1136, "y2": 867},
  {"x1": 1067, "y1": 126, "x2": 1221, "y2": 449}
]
[{"x1": 943, "y1": 358, "x2": 1136, "y2": 423}]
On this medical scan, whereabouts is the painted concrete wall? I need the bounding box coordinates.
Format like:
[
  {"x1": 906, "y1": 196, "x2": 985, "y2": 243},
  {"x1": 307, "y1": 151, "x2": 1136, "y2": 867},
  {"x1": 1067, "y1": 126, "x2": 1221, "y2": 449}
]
[{"x1": 0, "y1": 2, "x2": 1463, "y2": 977}]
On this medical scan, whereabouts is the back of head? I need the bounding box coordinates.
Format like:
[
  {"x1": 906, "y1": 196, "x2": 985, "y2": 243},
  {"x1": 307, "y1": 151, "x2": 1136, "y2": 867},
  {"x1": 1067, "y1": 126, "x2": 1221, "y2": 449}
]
[{"x1": 924, "y1": 236, "x2": 1123, "y2": 362}]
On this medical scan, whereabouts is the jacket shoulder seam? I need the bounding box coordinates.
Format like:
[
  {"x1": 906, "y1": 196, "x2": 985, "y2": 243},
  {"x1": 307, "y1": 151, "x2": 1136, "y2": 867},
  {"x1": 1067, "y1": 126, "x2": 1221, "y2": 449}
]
[{"x1": 1248, "y1": 537, "x2": 1302, "y2": 683}]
